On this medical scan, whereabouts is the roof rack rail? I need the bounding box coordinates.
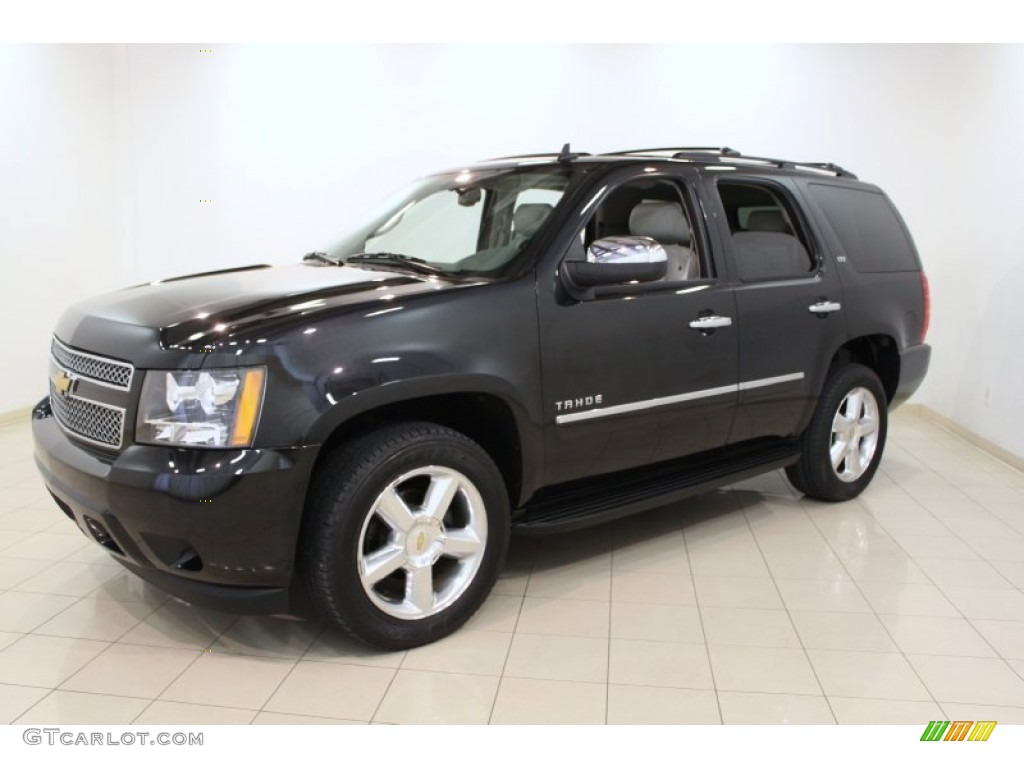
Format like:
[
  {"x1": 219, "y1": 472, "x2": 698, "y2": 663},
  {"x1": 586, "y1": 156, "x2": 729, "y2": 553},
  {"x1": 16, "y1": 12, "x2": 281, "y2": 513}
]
[
  {"x1": 612, "y1": 146, "x2": 741, "y2": 157},
  {"x1": 792, "y1": 161, "x2": 857, "y2": 179},
  {"x1": 486, "y1": 143, "x2": 591, "y2": 163},
  {"x1": 484, "y1": 152, "x2": 562, "y2": 161},
  {"x1": 608, "y1": 147, "x2": 857, "y2": 179}
]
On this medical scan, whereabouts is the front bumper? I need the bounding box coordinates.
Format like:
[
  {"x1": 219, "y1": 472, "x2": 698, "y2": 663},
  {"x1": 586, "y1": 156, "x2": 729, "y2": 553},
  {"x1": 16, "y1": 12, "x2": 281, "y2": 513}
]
[{"x1": 32, "y1": 400, "x2": 319, "y2": 615}]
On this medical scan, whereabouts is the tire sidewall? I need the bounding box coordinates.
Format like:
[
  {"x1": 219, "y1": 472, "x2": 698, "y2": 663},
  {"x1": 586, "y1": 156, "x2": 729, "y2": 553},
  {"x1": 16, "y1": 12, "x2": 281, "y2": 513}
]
[
  {"x1": 311, "y1": 426, "x2": 509, "y2": 649},
  {"x1": 803, "y1": 364, "x2": 889, "y2": 502}
]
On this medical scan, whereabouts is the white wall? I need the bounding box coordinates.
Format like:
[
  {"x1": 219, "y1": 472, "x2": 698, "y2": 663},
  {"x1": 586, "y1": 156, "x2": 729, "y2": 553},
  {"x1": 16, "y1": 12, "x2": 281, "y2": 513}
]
[
  {"x1": 3, "y1": 44, "x2": 1023, "y2": 461},
  {"x1": 918, "y1": 46, "x2": 1024, "y2": 458},
  {"x1": 0, "y1": 45, "x2": 122, "y2": 413}
]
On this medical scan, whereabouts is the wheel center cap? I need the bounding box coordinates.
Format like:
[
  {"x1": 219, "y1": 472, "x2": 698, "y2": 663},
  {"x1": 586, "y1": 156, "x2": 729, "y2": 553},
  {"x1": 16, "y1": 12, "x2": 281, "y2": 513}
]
[{"x1": 405, "y1": 520, "x2": 443, "y2": 562}]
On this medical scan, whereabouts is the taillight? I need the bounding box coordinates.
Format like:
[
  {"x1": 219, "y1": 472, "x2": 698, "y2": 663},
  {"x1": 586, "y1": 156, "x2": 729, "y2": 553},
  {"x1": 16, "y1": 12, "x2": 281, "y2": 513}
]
[{"x1": 920, "y1": 272, "x2": 930, "y2": 344}]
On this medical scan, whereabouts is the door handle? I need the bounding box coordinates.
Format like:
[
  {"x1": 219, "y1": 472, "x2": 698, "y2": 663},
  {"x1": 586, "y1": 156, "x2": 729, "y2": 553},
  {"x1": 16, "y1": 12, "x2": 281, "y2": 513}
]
[
  {"x1": 808, "y1": 301, "x2": 842, "y2": 315},
  {"x1": 689, "y1": 315, "x2": 733, "y2": 330}
]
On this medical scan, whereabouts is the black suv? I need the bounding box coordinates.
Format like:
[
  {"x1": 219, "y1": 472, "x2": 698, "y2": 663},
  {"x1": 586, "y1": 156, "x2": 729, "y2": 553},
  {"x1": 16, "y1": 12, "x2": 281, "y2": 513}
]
[{"x1": 33, "y1": 146, "x2": 931, "y2": 648}]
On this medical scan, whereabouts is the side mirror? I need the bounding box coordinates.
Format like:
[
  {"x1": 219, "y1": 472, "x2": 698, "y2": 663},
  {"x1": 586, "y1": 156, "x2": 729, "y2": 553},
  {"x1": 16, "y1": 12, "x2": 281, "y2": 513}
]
[{"x1": 563, "y1": 236, "x2": 668, "y2": 289}]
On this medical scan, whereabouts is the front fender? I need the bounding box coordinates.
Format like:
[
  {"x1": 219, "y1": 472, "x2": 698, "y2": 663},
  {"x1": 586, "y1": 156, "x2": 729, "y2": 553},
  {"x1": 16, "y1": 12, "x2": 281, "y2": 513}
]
[
  {"x1": 305, "y1": 373, "x2": 538, "y2": 444},
  {"x1": 302, "y1": 373, "x2": 546, "y2": 506}
]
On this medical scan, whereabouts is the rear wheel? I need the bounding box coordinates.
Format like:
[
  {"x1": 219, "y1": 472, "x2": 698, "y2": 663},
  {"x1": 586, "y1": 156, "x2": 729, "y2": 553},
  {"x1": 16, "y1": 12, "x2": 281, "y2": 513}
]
[
  {"x1": 301, "y1": 422, "x2": 510, "y2": 649},
  {"x1": 786, "y1": 363, "x2": 888, "y2": 502}
]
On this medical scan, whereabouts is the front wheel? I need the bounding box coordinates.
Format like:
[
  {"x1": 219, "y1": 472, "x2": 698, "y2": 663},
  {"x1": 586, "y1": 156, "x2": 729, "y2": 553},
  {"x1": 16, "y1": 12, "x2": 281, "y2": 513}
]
[
  {"x1": 300, "y1": 422, "x2": 510, "y2": 649},
  {"x1": 786, "y1": 363, "x2": 888, "y2": 502}
]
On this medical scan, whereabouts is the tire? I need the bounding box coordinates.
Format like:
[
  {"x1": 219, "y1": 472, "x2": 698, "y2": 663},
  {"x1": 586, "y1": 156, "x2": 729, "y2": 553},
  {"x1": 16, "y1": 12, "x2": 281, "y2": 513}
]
[
  {"x1": 786, "y1": 363, "x2": 888, "y2": 502},
  {"x1": 300, "y1": 422, "x2": 510, "y2": 650}
]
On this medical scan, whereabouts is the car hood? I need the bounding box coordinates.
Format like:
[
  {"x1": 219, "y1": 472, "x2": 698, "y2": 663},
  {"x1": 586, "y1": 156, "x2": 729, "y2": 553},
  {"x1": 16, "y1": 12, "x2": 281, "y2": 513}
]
[{"x1": 55, "y1": 262, "x2": 474, "y2": 360}]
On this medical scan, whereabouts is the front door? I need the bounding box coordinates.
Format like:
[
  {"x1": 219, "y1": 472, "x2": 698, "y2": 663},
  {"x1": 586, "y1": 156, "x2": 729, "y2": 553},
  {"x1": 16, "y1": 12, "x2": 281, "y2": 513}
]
[{"x1": 537, "y1": 170, "x2": 739, "y2": 487}]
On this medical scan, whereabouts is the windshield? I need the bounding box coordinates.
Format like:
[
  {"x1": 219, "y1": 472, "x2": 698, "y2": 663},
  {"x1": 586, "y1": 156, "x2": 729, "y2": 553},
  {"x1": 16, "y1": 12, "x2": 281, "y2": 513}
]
[{"x1": 326, "y1": 166, "x2": 578, "y2": 277}]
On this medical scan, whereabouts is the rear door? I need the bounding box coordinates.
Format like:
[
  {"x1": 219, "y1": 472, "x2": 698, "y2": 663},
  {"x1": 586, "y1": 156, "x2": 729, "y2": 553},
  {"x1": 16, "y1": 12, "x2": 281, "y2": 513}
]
[{"x1": 705, "y1": 175, "x2": 847, "y2": 443}]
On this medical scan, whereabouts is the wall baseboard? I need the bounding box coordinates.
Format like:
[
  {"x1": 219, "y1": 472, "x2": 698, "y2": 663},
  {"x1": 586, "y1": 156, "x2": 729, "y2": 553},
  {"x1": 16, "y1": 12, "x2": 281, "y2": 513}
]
[
  {"x1": 903, "y1": 404, "x2": 1024, "y2": 474},
  {"x1": 0, "y1": 407, "x2": 31, "y2": 428}
]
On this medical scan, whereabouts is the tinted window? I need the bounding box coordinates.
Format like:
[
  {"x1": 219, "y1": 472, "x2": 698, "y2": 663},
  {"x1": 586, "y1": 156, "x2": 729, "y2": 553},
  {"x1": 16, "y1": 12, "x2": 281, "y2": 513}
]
[
  {"x1": 809, "y1": 184, "x2": 918, "y2": 272},
  {"x1": 737, "y1": 205, "x2": 779, "y2": 229},
  {"x1": 717, "y1": 181, "x2": 815, "y2": 281}
]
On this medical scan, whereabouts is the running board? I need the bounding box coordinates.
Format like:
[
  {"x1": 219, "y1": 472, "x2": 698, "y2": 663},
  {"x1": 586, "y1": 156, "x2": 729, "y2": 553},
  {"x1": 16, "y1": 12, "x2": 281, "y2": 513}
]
[{"x1": 515, "y1": 439, "x2": 799, "y2": 534}]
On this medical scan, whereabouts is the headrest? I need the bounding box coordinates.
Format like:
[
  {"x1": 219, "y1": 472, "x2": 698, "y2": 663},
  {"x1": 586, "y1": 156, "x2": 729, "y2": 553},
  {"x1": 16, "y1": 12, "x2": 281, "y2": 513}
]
[
  {"x1": 731, "y1": 231, "x2": 811, "y2": 280},
  {"x1": 747, "y1": 209, "x2": 791, "y2": 233},
  {"x1": 629, "y1": 201, "x2": 691, "y2": 246},
  {"x1": 513, "y1": 203, "x2": 554, "y2": 239}
]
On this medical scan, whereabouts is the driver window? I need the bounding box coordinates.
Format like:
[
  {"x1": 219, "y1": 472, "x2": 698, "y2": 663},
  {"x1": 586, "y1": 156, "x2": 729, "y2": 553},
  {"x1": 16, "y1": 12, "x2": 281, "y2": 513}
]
[{"x1": 584, "y1": 178, "x2": 703, "y2": 282}]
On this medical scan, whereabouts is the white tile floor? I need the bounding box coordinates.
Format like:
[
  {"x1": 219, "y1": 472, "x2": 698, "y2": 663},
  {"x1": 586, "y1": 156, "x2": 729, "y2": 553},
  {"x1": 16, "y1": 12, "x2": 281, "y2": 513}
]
[{"x1": 1, "y1": 411, "x2": 1023, "y2": 725}]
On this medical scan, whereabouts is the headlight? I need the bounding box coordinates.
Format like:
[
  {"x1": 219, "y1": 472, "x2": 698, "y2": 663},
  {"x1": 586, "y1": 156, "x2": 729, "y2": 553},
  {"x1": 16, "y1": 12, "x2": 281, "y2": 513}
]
[{"x1": 136, "y1": 368, "x2": 266, "y2": 448}]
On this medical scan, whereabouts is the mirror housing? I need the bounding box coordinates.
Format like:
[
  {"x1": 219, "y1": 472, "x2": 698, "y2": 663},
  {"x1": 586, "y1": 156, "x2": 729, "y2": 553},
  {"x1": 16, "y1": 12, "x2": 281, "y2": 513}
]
[{"x1": 563, "y1": 235, "x2": 668, "y2": 291}]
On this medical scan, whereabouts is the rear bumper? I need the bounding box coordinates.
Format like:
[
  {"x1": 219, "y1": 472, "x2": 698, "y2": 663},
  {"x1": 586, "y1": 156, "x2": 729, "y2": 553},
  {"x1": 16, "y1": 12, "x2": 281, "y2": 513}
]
[
  {"x1": 892, "y1": 343, "x2": 931, "y2": 409},
  {"x1": 32, "y1": 400, "x2": 319, "y2": 615}
]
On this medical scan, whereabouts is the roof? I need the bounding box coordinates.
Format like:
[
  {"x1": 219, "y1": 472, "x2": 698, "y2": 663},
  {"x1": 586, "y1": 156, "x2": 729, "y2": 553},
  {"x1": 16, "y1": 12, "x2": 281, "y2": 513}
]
[{"x1": 476, "y1": 145, "x2": 858, "y2": 180}]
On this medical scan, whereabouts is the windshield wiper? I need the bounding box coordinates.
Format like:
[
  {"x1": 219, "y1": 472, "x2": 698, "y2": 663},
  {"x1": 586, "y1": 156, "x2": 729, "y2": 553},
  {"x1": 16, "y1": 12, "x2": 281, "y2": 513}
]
[
  {"x1": 345, "y1": 252, "x2": 448, "y2": 276},
  {"x1": 303, "y1": 251, "x2": 342, "y2": 265}
]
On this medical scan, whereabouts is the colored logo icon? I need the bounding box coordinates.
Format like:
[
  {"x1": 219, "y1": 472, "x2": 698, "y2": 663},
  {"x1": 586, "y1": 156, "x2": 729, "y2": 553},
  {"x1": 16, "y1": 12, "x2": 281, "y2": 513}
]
[{"x1": 920, "y1": 721, "x2": 996, "y2": 742}]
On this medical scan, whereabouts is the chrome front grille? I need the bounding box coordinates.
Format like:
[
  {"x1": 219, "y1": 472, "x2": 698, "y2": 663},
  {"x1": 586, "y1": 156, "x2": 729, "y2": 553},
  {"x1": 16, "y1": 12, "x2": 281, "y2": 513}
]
[
  {"x1": 49, "y1": 337, "x2": 134, "y2": 449},
  {"x1": 51, "y1": 338, "x2": 133, "y2": 389},
  {"x1": 48, "y1": 380, "x2": 125, "y2": 448}
]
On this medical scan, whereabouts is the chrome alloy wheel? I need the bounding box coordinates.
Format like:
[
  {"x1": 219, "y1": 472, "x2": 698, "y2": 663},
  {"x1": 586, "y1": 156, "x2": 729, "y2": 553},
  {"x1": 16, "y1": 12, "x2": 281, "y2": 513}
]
[
  {"x1": 829, "y1": 386, "x2": 881, "y2": 483},
  {"x1": 356, "y1": 466, "x2": 488, "y2": 620}
]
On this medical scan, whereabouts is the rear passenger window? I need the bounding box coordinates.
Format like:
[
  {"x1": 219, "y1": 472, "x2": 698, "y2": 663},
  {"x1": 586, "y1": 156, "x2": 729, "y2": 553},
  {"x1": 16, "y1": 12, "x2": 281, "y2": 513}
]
[
  {"x1": 718, "y1": 182, "x2": 815, "y2": 281},
  {"x1": 808, "y1": 184, "x2": 918, "y2": 272}
]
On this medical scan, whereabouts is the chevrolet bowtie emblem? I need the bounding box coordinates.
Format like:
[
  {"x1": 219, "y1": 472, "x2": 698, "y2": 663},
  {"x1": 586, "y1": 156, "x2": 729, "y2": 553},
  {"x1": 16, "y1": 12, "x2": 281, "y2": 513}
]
[
  {"x1": 415, "y1": 531, "x2": 427, "y2": 552},
  {"x1": 54, "y1": 370, "x2": 75, "y2": 396}
]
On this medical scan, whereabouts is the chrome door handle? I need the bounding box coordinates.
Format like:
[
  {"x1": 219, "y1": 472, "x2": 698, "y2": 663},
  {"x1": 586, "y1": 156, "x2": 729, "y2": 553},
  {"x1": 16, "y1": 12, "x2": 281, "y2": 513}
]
[
  {"x1": 808, "y1": 301, "x2": 842, "y2": 314},
  {"x1": 689, "y1": 315, "x2": 733, "y2": 330}
]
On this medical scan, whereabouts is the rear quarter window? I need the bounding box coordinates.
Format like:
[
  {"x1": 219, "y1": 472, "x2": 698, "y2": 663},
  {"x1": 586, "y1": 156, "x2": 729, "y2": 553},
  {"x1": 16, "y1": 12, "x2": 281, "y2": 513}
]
[{"x1": 808, "y1": 183, "x2": 919, "y2": 272}]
